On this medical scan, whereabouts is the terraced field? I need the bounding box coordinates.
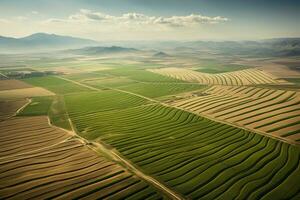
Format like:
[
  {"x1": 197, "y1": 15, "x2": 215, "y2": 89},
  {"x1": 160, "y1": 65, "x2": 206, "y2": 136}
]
[
  {"x1": 1, "y1": 65, "x2": 300, "y2": 199},
  {"x1": 0, "y1": 115, "x2": 165, "y2": 200},
  {"x1": 149, "y1": 67, "x2": 283, "y2": 85},
  {"x1": 170, "y1": 85, "x2": 300, "y2": 143},
  {"x1": 65, "y1": 90, "x2": 300, "y2": 199}
]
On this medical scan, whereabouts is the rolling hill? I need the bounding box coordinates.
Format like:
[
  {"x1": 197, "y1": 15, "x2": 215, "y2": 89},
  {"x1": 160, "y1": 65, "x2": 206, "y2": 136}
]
[{"x1": 0, "y1": 33, "x2": 99, "y2": 53}]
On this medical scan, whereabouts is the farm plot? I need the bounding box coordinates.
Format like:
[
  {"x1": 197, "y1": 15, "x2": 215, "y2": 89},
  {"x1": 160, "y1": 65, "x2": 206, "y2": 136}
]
[
  {"x1": 171, "y1": 85, "x2": 300, "y2": 143},
  {"x1": 85, "y1": 77, "x2": 137, "y2": 89},
  {"x1": 23, "y1": 76, "x2": 91, "y2": 94},
  {"x1": 65, "y1": 90, "x2": 151, "y2": 116},
  {"x1": 62, "y1": 71, "x2": 205, "y2": 98},
  {"x1": 0, "y1": 87, "x2": 54, "y2": 100},
  {"x1": 48, "y1": 95, "x2": 72, "y2": 130},
  {"x1": 0, "y1": 116, "x2": 70, "y2": 157},
  {"x1": 0, "y1": 99, "x2": 28, "y2": 121},
  {"x1": 149, "y1": 67, "x2": 283, "y2": 85},
  {"x1": 0, "y1": 80, "x2": 32, "y2": 90},
  {"x1": 0, "y1": 116, "x2": 164, "y2": 200},
  {"x1": 102, "y1": 68, "x2": 184, "y2": 83},
  {"x1": 117, "y1": 82, "x2": 205, "y2": 98},
  {"x1": 18, "y1": 96, "x2": 54, "y2": 116},
  {"x1": 65, "y1": 93, "x2": 300, "y2": 199}
]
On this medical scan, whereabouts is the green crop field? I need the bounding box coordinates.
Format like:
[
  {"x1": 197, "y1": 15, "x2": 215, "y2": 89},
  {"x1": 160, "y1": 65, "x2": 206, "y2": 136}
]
[
  {"x1": 117, "y1": 83, "x2": 205, "y2": 98},
  {"x1": 64, "y1": 90, "x2": 300, "y2": 199},
  {"x1": 23, "y1": 76, "x2": 91, "y2": 94},
  {"x1": 48, "y1": 95, "x2": 72, "y2": 130},
  {"x1": 18, "y1": 96, "x2": 53, "y2": 116},
  {"x1": 64, "y1": 90, "x2": 151, "y2": 115},
  {"x1": 1, "y1": 3, "x2": 300, "y2": 199},
  {"x1": 101, "y1": 68, "x2": 184, "y2": 82}
]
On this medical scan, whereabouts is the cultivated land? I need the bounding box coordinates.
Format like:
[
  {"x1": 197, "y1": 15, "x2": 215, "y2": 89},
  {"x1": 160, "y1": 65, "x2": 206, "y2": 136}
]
[
  {"x1": 149, "y1": 67, "x2": 285, "y2": 85},
  {"x1": 170, "y1": 85, "x2": 300, "y2": 144},
  {"x1": 0, "y1": 99, "x2": 29, "y2": 121},
  {"x1": 0, "y1": 116, "x2": 165, "y2": 199},
  {"x1": 0, "y1": 87, "x2": 54, "y2": 100},
  {"x1": 0, "y1": 79, "x2": 32, "y2": 90},
  {"x1": 1, "y1": 53, "x2": 300, "y2": 199}
]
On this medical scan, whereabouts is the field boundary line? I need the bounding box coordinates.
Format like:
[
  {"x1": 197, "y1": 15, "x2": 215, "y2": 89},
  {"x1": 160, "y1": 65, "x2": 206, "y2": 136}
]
[
  {"x1": 51, "y1": 78, "x2": 186, "y2": 199},
  {"x1": 58, "y1": 76, "x2": 299, "y2": 147},
  {"x1": 60, "y1": 117, "x2": 186, "y2": 200}
]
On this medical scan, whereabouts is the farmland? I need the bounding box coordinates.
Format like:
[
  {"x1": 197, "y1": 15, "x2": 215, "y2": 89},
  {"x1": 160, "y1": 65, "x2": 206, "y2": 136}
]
[
  {"x1": 0, "y1": 116, "x2": 165, "y2": 199},
  {"x1": 170, "y1": 85, "x2": 300, "y2": 144},
  {"x1": 0, "y1": 79, "x2": 32, "y2": 90},
  {"x1": 149, "y1": 68, "x2": 284, "y2": 85},
  {"x1": 1, "y1": 49, "x2": 300, "y2": 199},
  {"x1": 64, "y1": 90, "x2": 300, "y2": 199},
  {"x1": 23, "y1": 76, "x2": 92, "y2": 94}
]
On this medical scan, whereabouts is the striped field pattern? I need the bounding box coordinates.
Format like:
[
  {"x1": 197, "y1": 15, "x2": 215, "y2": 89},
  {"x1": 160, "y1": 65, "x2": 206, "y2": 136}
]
[
  {"x1": 0, "y1": 116, "x2": 165, "y2": 200},
  {"x1": 170, "y1": 86, "x2": 300, "y2": 143},
  {"x1": 65, "y1": 91, "x2": 300, "y2": 199},
  {"x1": 149, "y1": 68, "x2": 283, "y2": 85}
]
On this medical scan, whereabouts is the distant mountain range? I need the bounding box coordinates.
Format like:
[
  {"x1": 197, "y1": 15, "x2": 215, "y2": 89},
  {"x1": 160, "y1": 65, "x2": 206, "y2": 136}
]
[
  {"x1": 0, "y1": 32, "x2": 299, "y2": 57},
  {"x1": 0, "y1": 33, "x2": 99, "y2": 53},
  {"x1": 65, "y1": 46, "x2": 139, "y2": 55},
  {"x1": 181, "y1": 38, "x2": 300, "y2": 57},
  {"x1": 153, "y1": 51, "x2": 171, "y2": 58}
]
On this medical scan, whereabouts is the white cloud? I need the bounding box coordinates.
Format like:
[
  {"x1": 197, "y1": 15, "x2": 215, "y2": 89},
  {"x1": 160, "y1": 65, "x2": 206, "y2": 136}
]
[
  {"x1": 0, "y1": 18, "x2": 10, "y2": 23},
  {"x1": 1, "y1": 9, "x2": 229, "y2": 40},
  {"x1": 59, "y1": 9, "x2": 229, "y2": 27},
  {"x1": 15, "y1": 16, "x2": 28, "y2": 21},
  {"x1": 31, "y1": 11, "x2": 39, "y2": 15}
]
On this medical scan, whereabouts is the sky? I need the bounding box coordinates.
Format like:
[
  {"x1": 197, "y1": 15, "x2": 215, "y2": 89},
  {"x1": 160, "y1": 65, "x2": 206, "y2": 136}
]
[{"x1": 0, "y1": 0, "x2": 299, "y2": 41}]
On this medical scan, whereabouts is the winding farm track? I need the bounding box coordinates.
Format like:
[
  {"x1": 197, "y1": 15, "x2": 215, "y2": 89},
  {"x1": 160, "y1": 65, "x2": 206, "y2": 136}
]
[
  {"x1": 0, "y1": 99, "x2": 30, "y2": 121},
  {"x1": 50, "y1": 75, "x2": 300, "y2": 199},
  {"x1": 149, "y1": 68, "x2": 284, "y2": 86},
  {"x1": 0, "y1": 115, "x2": 166, "y2": 199},
  {"x1": 56, "y1": 77, "x2": 185, "y2": 200},
  {"x1": 58, "y1": 76, "x2": 300, "y2": 146}
]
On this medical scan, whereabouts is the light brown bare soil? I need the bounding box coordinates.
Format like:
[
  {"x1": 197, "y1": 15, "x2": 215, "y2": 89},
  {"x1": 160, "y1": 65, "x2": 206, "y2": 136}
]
[
  {"x1": 0, "y1": 80, "x2": 32, "y2": 91},
  {"x1": 170, "y1": 85, "x2": 300, "y2": 144},
  {"x1": 0, "y1": 115, "x2": 163, "y2": 199},
  {"x1": 0, "y1": 99, "x2": 28, "y2": 121},
  {"x1": 149, "y1": 68, "x2": 283, "y2": 85},
  {"x1": 0, "y1": 87, "x2": 55, "y2": 100}
]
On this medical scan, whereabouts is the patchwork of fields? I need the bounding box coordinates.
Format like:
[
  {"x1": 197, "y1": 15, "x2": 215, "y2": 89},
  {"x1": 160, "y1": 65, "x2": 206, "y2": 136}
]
[
  {"x1": 1, "y1": 64, "x2": 300, "y2": 199},
  {"x1": 65, "y1": 90, "x2": 300, "y2": 199},
  {"x1": 170, "y1": 85, "x2": 300, "y2": 144},
  {"x1": 0, "y1": 111, "x2": 165, "y2": 199},
  {"x1": 149, "y1": 68, "x2": 284, "y2": 85}
]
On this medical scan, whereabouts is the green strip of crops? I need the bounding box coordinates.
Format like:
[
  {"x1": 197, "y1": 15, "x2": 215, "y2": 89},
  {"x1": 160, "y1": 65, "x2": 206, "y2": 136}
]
[
  {"x1": 18, "y1": 96, "x2": 53, "y2": 116},
  {"x1": 23, "y1": 76, "x2": 91, "y2": 94},
  {"x1": 64, "y1": 91, "x2": 300, "y2": 200},
  {"x1": 118, "y1": 83, "x2": 205, "y2": 98}
]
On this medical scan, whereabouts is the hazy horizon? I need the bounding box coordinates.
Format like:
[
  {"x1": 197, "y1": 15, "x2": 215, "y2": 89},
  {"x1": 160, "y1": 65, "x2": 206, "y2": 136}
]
[{"x1": 2, "y1": 32, "x2": 300, "y2": 43}]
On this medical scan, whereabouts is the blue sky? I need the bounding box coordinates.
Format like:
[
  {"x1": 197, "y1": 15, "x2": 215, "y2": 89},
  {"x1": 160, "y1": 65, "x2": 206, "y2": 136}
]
[{"x1": 0, "y1": 0, "x2": 299, "y2": 40}]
